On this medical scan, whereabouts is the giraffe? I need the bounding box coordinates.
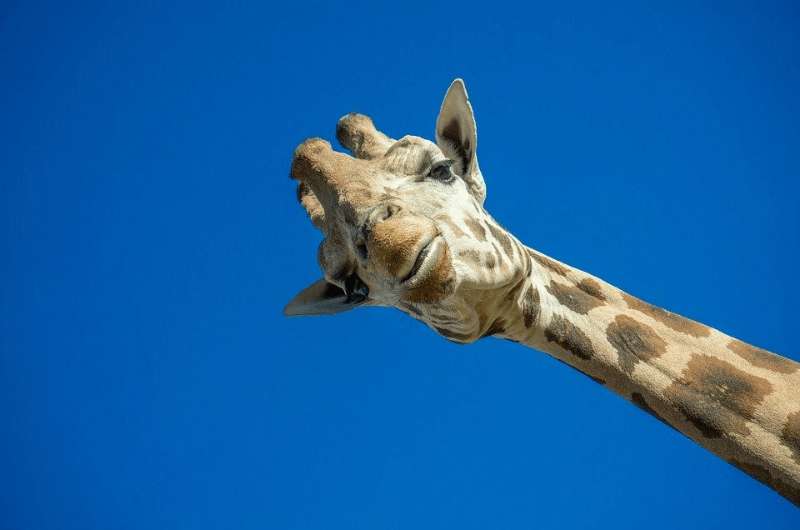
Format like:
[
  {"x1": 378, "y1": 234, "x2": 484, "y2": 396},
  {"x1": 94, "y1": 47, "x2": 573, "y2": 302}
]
[{"x1": 284, "y1": 79, "x2": 800, "y2": 506}]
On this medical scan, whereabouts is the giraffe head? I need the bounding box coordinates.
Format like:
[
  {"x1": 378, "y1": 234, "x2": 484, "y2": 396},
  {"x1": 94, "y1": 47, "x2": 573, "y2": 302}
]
[{"x1": 285, "y1": 80, "x2": 528, "y2": 341}]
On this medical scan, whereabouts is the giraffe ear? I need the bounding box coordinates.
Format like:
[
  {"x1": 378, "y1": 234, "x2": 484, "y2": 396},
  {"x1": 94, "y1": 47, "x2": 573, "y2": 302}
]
[
  {"x1": 283, "y1": 278, "x2": 366, "y2": 317},
  {"x1": 436, "y1": 79, "x2": 486, "y2": 204}
]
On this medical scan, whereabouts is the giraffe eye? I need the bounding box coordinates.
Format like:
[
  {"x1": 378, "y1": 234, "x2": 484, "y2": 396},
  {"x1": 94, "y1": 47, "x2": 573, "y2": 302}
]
[{"x1": 428, "y1": 159, "x2": 455, "y2": 183}]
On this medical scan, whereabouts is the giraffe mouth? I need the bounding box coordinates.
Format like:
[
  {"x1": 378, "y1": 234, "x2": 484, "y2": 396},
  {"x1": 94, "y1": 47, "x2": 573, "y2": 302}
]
[{"x1": 401, "y1": 236, "x2": 444, "y2": 287}]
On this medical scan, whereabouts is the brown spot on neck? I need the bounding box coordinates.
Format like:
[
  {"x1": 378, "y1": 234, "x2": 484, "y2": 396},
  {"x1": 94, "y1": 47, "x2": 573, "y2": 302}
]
[
  {"x1": 727, "y1": 339, "x2": 799, "y2": 375},
  {"x1": 437, "y1": 214, "x2": 467, "y2": 238},
  {"x1": 458, "y1": 248, "x2": 481, "y2": 265},
  {"x1": 464, "y1": 218, "x2": 486, "y2": 240},
  {"x1": 631, "y1": 392, "x2": 674, "y2": 430},
  {"x1": 529, "y1": 250, "x2": 570, "y2": 276},
  {"x1": 546, "y1": 281, "x2": 605, "y2": 315},
  {"x1": 622, "y1": 293, "x2": 710, "y2": 338},
  {"x1": 522, "y1": 285, "x2": 540, "y2": 328},
  {"x1": 664, "y1": 353, "x2": 773, "y2": 439},
  {"x1": 497, "y1": 255, "x2": 510, "y2": 274},
  {"x1": 606, "y1": 315, "x2": 668, "y2": 374},
  {"x1": 544, "y1": 315, "x2": 594, "y2": 360},
  {"x1": 487, "y1": 222, "x2": 514, "y2": 257},
  {"x1": 783, "y1": 410, "x2": 800, "y2": 465},
  {"x1": 576, "y1": 278, "x2": 605, "y2": 300}
]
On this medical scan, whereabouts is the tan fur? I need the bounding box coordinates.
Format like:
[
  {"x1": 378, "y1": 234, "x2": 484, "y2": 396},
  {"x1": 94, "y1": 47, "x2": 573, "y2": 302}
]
[{"x1": 286, "y1": 79, "x2": 800, "y2": 506}]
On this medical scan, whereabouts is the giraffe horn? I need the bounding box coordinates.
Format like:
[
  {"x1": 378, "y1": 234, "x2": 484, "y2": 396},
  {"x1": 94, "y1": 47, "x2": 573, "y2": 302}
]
[
  {"x1": 290, "y1": 137, "x2": 374, "y2": 223},
  {"x1": 336, "y1": 113, "x2": 393, "y2": 160}
]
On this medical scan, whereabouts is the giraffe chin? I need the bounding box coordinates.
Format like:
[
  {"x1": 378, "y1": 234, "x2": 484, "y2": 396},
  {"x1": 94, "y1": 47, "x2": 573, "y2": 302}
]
[{"x1": 401, "y1": 238, "x2": 456, "y2": 304}]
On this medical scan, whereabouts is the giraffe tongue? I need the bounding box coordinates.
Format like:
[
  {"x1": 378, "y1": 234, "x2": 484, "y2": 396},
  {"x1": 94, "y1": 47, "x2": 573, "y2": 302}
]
[{"x1": 344, "y1": 274, "x2": 369, "y2": 303}]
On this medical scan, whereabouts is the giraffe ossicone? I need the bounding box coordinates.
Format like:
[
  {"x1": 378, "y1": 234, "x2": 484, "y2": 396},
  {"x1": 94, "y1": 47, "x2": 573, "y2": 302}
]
[{"x1": 285, "y1": 79, "x2": 800, "y2": 506}]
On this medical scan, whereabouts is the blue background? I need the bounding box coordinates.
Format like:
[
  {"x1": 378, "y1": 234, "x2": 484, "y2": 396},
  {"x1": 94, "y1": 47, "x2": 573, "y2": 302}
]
[{"x1": 2, "y1": 1, "x2": 799, "y2": 528}]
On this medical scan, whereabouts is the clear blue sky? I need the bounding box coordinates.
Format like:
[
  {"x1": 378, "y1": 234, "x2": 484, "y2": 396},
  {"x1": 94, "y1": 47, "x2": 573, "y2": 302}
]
[{"x1": 2, "y1": 1, "x2": 799, "y2": 528}]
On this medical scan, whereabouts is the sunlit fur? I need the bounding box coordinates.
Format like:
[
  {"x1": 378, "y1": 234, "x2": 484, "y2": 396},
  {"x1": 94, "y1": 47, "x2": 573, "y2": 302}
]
[{"x1": 286, "y1": 79, "x2": 800, "y2": 505}]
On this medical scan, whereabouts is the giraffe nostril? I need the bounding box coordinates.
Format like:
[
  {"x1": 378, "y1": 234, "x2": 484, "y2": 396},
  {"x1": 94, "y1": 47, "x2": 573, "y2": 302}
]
[
  {"x1": 356, "y1": 240, "x2": 368, "y2": 260},
  {"x1": 357, "y1": 203, "x2": 402, "y2": 261},
  {"x1": 385, "y1": 204, "x2": 401, "y2": 219}
]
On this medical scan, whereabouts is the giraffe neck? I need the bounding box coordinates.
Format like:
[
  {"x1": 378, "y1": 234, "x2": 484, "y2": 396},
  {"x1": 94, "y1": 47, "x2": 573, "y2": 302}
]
[{"x1": 488, "y1": 247, "x2": 800, "y2": 505}]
